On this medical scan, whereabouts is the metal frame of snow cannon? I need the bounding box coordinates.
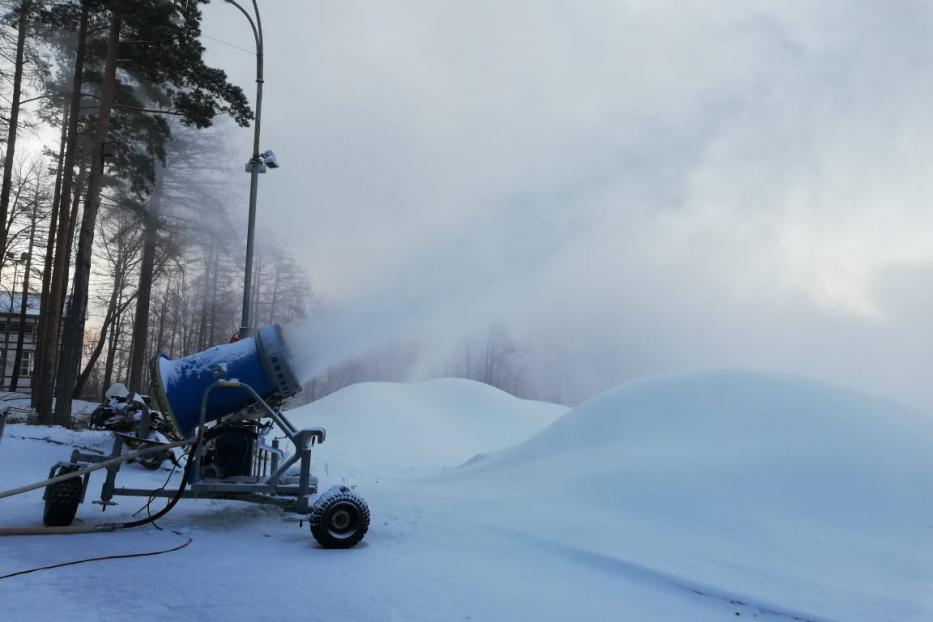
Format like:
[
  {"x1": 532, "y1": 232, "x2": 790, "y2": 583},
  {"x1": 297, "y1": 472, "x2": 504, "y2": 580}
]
[
  {"x1": 184, "y1": 379, "x2": 324, "y2": 511},
  {"x1": 61, "y1": 380, "x2": 325, "y2": 514},
  {"x1": 45, "y1": 380, "x2": 371, "y2": 548}
]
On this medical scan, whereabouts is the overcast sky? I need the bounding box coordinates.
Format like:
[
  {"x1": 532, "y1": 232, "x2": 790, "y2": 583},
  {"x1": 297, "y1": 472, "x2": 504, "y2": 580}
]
[{"x1": 201, "y1": 0, "x2": 933, "y2": 408}]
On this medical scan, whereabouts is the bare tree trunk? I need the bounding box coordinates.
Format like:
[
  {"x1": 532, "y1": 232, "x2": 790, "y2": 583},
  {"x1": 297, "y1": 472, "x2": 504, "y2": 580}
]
[
  {"x1": 0, "y1": 0, "x2": 31, "y2": 260},
  {"x1": 155, "y1": 284, "x2": 168, "y2": 355},
  {"x1": 35, "y1": 3, "x2": 89, "y2": 424},
  {"x1": 116, "y1": 325, "x2": 130, "y2": 385},
  {"x1": 33, "y1": 106, "x2": 68, "y2": 407},
  {"x1": 127, "y1": 174, "x2": 161, "y2": 390},
  {"x1": 54, "y1": 7, "x2": 122, "y2": 426},
  {"x1": 75, "y1": 308, "x2": 114, "y2": 397},
  {"x1": 42, "y1": 159, "x2": 87, "y2": 399},
  {"x1": 198, "y1": 245, "x2": 211, "y2": 349},
  {"x1": 169, "y1": 288, "x2": 179, "y2": 357},
  {"x1": 62, "y1": 160, "x2": 87, "y2": 300},
  {"x1": 9, "y1": 174, "x2": 38, "y2": 391},
  {"x1": 101, "y1": 295, "x2": 121, "y2": 397},
  {"x1": 209, "y1": 239, "x2": 219, "y2": 344},
  {"x1": 268, "y1": 261, "x2": 280, "y2": 325},
  {"x1": 180, "y1": 269, "x2": 190, "y2": 352},
  {"x1": 74, "y1": 230, "x2": 135, "y2": 397},
  {"x1": 74, "y1": 294, "x2": 134, "y2": 397}
]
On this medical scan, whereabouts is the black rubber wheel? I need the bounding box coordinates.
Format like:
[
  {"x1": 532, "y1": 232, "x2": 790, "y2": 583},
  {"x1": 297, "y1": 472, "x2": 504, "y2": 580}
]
[
  {"x1": 309, "y1": 486, "x2": 370, "y2": 549},
  {"x1": 42, "y1": 467, "x2": 83, "y2": 527},
  {"x1": 88, "y1": 405, "x2": 108, "y2": 429},
  {"x1": 138, "y1": 450, "x2": 169, "y2": 470}
]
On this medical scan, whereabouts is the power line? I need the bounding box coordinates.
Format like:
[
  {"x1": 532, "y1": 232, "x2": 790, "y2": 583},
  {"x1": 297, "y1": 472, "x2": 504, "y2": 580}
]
[{"x1": 201, "y1": 33, "x2": 254, "y2": 56}]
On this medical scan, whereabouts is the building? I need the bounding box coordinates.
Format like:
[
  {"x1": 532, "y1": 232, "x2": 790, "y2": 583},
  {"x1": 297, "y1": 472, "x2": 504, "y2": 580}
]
[{"x1": 0, "y1": 291, "x2": 40, "y2": 391}]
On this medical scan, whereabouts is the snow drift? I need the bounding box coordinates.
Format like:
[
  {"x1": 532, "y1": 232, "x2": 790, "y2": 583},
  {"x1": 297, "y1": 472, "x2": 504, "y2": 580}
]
[
  {"x1": 441, "y1": 369, "x2": 933, "y2": 621},
  {"x1": 2, "y1": 372, "x2": 931, "y2": 621},
  {"x1": 287, "y1": 378, "x2": 567, "y2": 477}
]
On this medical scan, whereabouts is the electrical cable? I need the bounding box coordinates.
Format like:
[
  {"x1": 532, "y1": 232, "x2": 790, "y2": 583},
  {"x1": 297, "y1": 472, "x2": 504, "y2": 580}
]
[
  {"x1": 0, "y1": 531, "x2": 192, "y2": 581},
  {"x1": 131, "y1": 459, "x2": 180, "y2": 522},
  {"x1": 118, "y1": 433, "x2": 200, "y2": 530},
  {"x1": 0, "y1": 436, "x2": 202, "y2": 581},
  {"x1": 201, "y1": 33, "x2": 254, "y2": 55}
]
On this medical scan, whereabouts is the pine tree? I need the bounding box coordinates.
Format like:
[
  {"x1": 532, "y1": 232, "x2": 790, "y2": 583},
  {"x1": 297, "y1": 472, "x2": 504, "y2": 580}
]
[{"x1": 51, "y1": 0, "x2": 251, "y2": 425}]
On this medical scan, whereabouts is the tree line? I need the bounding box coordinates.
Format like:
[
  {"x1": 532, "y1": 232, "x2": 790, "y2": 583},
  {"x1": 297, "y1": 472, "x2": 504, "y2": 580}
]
[
  {"x1": 0, "y1": 0, "x2": 542, "y2": 423},
  {"x1": 0, "y1": 0, "x2": 314, "y2": 426}
]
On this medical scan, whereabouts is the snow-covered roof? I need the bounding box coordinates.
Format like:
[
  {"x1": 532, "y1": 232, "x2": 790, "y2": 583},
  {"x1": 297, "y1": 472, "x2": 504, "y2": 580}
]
[{"x1": 0, "y1": 291, "x2": 40, "y2": 316}]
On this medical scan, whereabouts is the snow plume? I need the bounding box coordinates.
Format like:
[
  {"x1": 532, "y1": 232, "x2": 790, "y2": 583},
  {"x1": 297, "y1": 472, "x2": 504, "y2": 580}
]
[{"x1": 216, "y1": 1, "x2": 933, "y2": 407}]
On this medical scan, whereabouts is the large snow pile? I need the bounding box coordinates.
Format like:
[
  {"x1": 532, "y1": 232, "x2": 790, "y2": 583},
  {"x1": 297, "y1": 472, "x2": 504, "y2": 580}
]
[
  {"x1": 440, "y1": 369, "x2": 933, "y2": 621},
  {"x1": 2, "y1": 371, "x2": 931, "y2": 621},
  {"x1": 288, "y1": 378, "x2": 567, "y2": 477}
]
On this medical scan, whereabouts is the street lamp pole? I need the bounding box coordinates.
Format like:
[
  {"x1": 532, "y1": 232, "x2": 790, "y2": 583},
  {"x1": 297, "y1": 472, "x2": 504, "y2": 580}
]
[{"x1": 226, "y1": 0, "x2": 264, "y2": 338}]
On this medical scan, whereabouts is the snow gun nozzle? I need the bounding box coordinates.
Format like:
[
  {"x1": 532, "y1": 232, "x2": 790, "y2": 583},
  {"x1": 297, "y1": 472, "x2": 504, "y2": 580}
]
[{"x1": 151, "y1": 324, "x2": 301, "y2": 438}]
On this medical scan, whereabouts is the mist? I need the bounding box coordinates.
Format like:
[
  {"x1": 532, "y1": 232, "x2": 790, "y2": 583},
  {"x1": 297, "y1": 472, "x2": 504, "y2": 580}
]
[{"x1": 204, "y1": 1, "x2": 933, "y2": 409}]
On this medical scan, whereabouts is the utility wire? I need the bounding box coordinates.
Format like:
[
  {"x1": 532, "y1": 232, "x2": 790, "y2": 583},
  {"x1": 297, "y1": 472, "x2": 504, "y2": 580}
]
[{"x1": 201, "y1": 33, "x2": 254, "y2": 55}]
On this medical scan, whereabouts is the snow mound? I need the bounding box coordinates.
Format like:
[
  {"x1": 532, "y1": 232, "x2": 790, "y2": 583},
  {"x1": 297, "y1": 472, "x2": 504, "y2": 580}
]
[
  {"x1": 448, "y1": 369, "x2": 933, "y2": 621},
  {"x1": 286, "y1": 378, "x2": 567, "y2": 477}
]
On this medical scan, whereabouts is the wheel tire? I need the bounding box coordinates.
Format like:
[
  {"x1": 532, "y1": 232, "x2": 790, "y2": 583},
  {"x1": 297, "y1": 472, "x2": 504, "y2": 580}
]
[
  {"x1": 42, "y1": 467, "x2": 83, "y2": 527},
  {"x1": 309, "y1": 486, "x2": 370, "y2": 549},
  {"x1": 89, "y1": 405, "x2": 107, "y2": 429},
  {"x1": 138, "y1": 450, "x2": 168, "y2": 470}
]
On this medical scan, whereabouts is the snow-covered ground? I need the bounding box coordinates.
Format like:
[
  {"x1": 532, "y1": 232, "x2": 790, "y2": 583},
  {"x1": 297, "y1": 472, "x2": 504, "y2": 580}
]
[
  {"x1": 0, "y1": 391, "x2": 100, "y2": 425},
  {"x1": 1, "y1": 372, "x2": 931, "y2": 621}
]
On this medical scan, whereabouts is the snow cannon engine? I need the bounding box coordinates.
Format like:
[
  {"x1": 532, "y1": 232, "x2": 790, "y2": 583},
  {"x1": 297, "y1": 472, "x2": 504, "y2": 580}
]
[{"x1": 152, "y1": 324, "x2": 301, "y2": 439}]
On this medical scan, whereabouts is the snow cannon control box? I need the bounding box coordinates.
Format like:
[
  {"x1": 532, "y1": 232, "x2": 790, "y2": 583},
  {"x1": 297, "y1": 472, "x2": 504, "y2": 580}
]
[{"x1": 151, "y1": 324, "x2": 301, "y2": 438}]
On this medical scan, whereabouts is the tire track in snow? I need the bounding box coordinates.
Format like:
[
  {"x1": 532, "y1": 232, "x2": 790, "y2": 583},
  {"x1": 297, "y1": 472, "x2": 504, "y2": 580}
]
[{"x1": 500, "y1": 529, "x2": 835, "y2": 622}]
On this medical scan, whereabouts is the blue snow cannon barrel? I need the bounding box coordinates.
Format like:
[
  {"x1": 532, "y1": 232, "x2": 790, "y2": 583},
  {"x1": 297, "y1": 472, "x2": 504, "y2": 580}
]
[{"x1": 151, "y1": 324, "x2": 301, "y2": 438}]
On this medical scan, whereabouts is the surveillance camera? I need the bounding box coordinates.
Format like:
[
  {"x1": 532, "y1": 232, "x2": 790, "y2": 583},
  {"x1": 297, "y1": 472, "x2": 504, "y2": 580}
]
[{"x1": 261, "y1": 150, "x2": 279, "y2": 169}]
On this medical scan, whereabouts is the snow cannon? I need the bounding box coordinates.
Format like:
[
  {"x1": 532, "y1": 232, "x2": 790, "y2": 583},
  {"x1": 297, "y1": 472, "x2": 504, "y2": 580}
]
[
  {"x1": 152, "y1": 324, "x2": 301, "y2": 438},
  {"x1": 40, "y1": 322, "x2": 370, "y2": 549}
]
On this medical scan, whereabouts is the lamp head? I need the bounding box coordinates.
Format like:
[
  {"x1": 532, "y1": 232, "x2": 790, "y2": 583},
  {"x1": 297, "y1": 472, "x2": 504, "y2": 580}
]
[{"x1": 261, "y1": 150, "x2": 279, "y2": 169}]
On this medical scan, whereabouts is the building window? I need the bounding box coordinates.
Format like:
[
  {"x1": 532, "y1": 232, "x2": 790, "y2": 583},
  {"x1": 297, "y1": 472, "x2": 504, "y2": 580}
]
[
  {"x1": 0, "y1": 320, "x2": 37, "y2": 338},
  {"x1": 0, "y1": 350, "x2": 33, "y2": 379},
  {"x1": 19, "y1": 351, "x2": 33, "y2": 378}
]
